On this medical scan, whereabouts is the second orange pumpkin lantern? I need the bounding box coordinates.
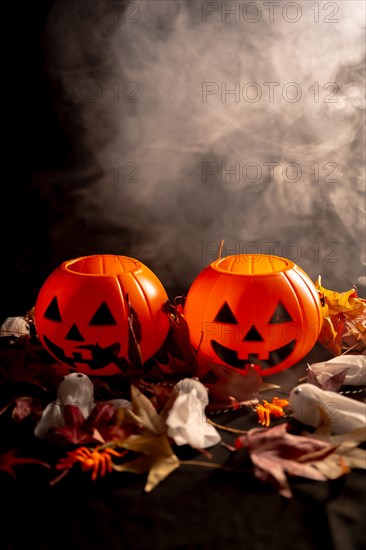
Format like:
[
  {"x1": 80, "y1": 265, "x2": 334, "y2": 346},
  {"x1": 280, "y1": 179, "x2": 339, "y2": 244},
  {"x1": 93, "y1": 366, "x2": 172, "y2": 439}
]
[{"x1": 184, "y1": 254, "x2": 322, "y2": 377}]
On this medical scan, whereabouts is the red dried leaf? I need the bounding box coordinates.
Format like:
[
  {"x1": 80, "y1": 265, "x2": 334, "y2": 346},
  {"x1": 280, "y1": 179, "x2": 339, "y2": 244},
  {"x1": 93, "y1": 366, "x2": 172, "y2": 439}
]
[
  {"x1": 307, "y1": 365, "x2": 349, "y2": 391},
  {"x1": 0, "y1": 342, "x2": 62, "y2": 389},
  {"x1": 53, "y1": 403, "x2": 130, "y2": 446},
  {"x1": 138, "y1": 381, "x2": 176, "y2": 412},
  {"x1": 87, "y1": 402, "x2": 130, "y2": 442},
  {"x1": 0, "y1": 348, "x2": 27, "y2": 383},
  {"x1": 88, "y1": 402, "x2": 116, "y2": 425},
  {"x1": 0, "y1": 447, "x2": 50, "y2": 478},
  {"x1": 154, "y1": 353, "x2": 194, "y2": 378},
  {"x1": 12, "y1": 397, "x2": 43, "y2": 423},
  {"x1": 53, "y1": 405, "x2": 96, "y2": 445}
]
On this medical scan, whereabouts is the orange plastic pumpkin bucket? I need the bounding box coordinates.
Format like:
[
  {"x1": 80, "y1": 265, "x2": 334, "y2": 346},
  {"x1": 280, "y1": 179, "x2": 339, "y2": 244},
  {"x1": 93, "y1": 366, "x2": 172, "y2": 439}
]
[
  {"x1": 34, "y1": 254, "x2": 170, "y2": 376},
  {"x1": 184, "y1": 254, "x2": 322, "y2": 377}
]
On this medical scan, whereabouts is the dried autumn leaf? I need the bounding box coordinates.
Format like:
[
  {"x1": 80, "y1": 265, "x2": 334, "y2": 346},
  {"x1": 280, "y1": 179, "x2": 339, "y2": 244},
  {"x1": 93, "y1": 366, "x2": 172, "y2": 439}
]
[
  {"x1": 306, "y1": 365, "x2": 349, "y2": 391},
  {"x1": 12, "y1": 397, "x2": 43, "y2": 422},
  {"x1": 301, "y1": 410, "x2": 366, "y2": 479},
  {"x1": 304, "y1": 437, "x2": 366, "y2": 479},
  {"x1": 307, "y1": 355, "x2": 366, "y2": 388},
  {"x1": 0, "y1": 341, "x2": 62, "y2": 389},
  {"x1": 316, "y1": 277, "x2": 365, "y2": 317},
  {"x1": 51, "y1": 402, "x2": 132, "y2": 446},
  {"x1": 138, "y1": 381, "x2": 177, "y2": 415},
  {"x1": 235, "y1": 423, "x2": 337, "y2": 498},
  {"x1": 0, "y1": 348, "x2": 28, "y2": 383},
  {"x1": 87, "y1": 402, "x2": 130, "y2": 443},
  {"x1": 201, "y1": 363, "x2": 262, "y2": 411},
  {"x1": 126, "y1": 385, "x2": 166, "y2": 435},
  {"x1": 0, "y1": 447, "x2": 50, "y2": 478},
  {"x1": 125, "y1": 293, "x2": 144, "y2": 369},
  {"x1": 327, "y1": 426, "x2": 366, "y2": 447},
  {"x1": 315, "y1": 277, "x2": 366, "y2": 355},
  {"x1": 113, "y1": 433, "x2": 180, "y2": 492},
  {"x1": 163, "y1": 302, "x2": 197, "y2": 369},
  {"x1": 53, "y1": 404, "x2": 103, "y2": 445},
  {"x1": 153, "y1": 353, "x2": 194, "y2": 378}
]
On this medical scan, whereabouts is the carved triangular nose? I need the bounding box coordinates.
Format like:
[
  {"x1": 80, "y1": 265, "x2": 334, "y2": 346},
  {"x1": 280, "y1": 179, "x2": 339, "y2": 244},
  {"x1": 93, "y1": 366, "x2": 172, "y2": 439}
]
[
  {"x1": 65, "y1": 324, "x2": 85, "y2": 342},
  {"x1": 242, "y1": 325, "x2": 264, "y2": 342}
]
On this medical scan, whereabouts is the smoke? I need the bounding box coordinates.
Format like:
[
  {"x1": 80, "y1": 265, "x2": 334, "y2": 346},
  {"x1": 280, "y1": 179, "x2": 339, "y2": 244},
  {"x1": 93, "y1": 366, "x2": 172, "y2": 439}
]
[{"x1": 43, "y1": 0, "x2": 365, "y2": 295}]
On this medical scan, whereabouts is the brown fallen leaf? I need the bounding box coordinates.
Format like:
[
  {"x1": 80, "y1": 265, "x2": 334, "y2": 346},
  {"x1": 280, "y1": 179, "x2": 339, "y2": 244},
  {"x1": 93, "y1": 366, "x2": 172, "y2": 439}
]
[
  {"x1": 138, "y1": 381, "x2": 177, "y2": 414},
  {"x1": 163, "y1": 302, "x2": 197, "y2": 371},
  {"x1": 125, "y1": 293, "x2": 144, "y2": 370},
  {"x1": 235, "y1": 423, "x2": 337, "y2": 498},
  {"x1": 125, "y1": 385, "x2": 166, "y2": 435},
  {"x1": 113, "y1": 434, "x2": 180, "y2": 492},
  {"x1": 300, "y1": 408, "x2": 366, "y2": 478},
  {"x1": 201, "y1": 363, "x2": 262, "y2": 412},
  {"x1": 153, "y1": 353, "x2": 194, "y2": 379}
]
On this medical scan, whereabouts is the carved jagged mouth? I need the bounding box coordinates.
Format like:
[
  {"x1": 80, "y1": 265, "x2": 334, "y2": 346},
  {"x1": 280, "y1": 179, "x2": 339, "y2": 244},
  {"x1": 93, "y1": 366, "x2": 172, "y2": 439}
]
[
  {"x1": 44, "y1": 336, "x2": 121, "y2": 370},
  {"x1": 211, "y1": 339, "x2": 296, "y2": 370}
]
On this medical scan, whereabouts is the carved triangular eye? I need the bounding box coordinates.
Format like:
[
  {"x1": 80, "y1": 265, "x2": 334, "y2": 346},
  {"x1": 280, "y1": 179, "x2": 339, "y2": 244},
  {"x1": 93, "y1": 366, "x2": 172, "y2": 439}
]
[
  {"x1": 65, "y1": 324, "x2": 85, "y2": 342},
  {"x1": 89, "y1": 302, "x2": 117, "y2": 326},
  {"x1": 269, "y1": 301, "x2": 293, "y2": 323},
  {"x1": 214, "y1": 302, "x2": 238, "y2": 324},
  {"x1": 243, "y1": 325, "x2": 264, "y2": 342},
  {"x1": 44, "y1": 296, "x2": 62, "y2": 321}
]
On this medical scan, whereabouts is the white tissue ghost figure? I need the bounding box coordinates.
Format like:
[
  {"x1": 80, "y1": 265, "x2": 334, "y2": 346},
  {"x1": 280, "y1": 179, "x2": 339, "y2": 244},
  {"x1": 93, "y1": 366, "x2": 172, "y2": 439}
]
[
  {"x1": 0, "y1": 316, "x2": 30, "y2": 343},
  {"x1": 309, "y1": 355, "x2": 366, "y2": 387},
  {"x1": 166, "y1": 378, "x2": 221, "y2": 448},
  {"x1": 289, "y1": 383, "x2": 366, "y2": 434},
  {"x1": 34, "y1": 373, "x2": 95, "y2": 438}
]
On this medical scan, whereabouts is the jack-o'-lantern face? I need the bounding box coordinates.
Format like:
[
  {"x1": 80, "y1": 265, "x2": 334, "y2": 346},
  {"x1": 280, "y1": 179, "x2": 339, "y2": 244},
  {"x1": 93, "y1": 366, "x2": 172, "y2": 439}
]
[
  {"x1": 35, "y1": 255, "x2": 170, "y2": 376},
  {"x1": 210, "y1": 299, "x2": 297, "y2": 371},
  {"x1": 184, "y1": 254, "x2": 322, "y2": 377},
  {"x1": 42, "y1": 297, "x2": 123, "y2": 372}
]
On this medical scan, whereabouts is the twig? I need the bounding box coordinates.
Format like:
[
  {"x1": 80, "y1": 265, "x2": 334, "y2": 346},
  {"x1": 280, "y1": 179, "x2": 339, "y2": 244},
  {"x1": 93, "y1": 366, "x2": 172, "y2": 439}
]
[{"x1": 207, "y1": 418, "x2": 248, "y2": 434}]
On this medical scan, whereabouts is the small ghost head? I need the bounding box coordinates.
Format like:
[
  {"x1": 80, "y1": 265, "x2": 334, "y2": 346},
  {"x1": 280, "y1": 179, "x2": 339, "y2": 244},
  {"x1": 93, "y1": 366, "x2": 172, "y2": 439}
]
[
  {"x1": 175, "y1": 378, "x2": 209, "y2": 404},
  {"x1": 57, "y1": 372, "x2": 94, "y2": 406}
]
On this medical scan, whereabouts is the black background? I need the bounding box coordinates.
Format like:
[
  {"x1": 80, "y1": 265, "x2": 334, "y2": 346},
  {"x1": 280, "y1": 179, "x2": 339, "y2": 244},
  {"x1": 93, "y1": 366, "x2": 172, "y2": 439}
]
[
  {"x1": 3, "y1": 0, "x2": 97, "y2": 319},
  {"x1": 3, "y1": 1, "x2": 60, "y2": 317}
]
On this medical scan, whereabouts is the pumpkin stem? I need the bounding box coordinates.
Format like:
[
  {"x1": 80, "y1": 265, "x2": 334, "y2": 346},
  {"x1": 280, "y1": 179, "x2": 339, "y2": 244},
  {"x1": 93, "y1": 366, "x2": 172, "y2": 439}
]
[{"x1": 218, "y1": 240, "x2": 225, "y2": 260}]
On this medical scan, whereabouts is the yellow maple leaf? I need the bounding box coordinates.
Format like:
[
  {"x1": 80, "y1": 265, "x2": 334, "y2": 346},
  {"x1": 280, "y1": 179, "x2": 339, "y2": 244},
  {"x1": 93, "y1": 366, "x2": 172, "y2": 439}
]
[{"x1": 113, "y1": 434, "x2": 180, "y2": 492}]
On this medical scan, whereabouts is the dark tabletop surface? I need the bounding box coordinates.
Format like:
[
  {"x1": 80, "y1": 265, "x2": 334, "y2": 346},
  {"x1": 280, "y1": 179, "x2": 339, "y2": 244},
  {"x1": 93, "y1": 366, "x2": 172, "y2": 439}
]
[{"x1": 0, "y1": 341, "x2": 365, "y2": 550}]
